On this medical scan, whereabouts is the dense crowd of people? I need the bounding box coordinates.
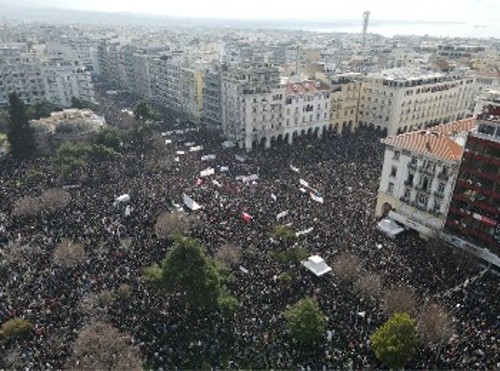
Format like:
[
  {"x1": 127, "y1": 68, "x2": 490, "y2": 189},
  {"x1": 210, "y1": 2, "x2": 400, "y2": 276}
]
[{"x1": 0, "y1": 90, "x2": 498, "y2": 369}]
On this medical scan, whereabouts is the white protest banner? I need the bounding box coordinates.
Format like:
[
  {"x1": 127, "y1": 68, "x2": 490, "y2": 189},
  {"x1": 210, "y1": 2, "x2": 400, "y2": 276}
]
[
  {"x1": 310, "y1": 192, "x2": 324, "y2": 204},
  {"x1": 271, "y1": 193, "x2": 277, "y2": 201},
  {"x1": 235, "y1": 155, "x2": 246, "y2": 162},
  {"x1": 295, "y1": 227, "x2": 314, "y2": 237},
  {"x1": 276, "y1": 210, "x2": 289, "y2": 221},
  {"x1": 299, "y1": 187, "x2": 308, "y2": 193},
  {"x1": 189, "y1": 145, "x2": 203, "y2": 152},
  {"x1": 299, "y1": 179, "x2": 310, "y2": 188},
  {"x1": 200, "y1": 167, "x2": 215, "y2": 177},
  {"x1": 290, "y1": 165, "x2": 300, "y2": 173},
  {"x1": 176, "y1": 151, "x2": 185, "y2": 155},
  {"x1": 220, "y1": 166, "x2": 229, "y2": 172},
  {"x1": 184, "y1": 142, "x2": 195, "y2": 147},
  {"x1": 182, "y1": 193, "x2": 202, "y2": 211},
  {"x1": 201, "y1": 154, "x2": 216, "y2": 161},
  {"x1": 165, "y1": 139, "x2": 173, "y2": 145},
  {"x1": 212, "y1": 179, "x2": 222, "y2": 187}
]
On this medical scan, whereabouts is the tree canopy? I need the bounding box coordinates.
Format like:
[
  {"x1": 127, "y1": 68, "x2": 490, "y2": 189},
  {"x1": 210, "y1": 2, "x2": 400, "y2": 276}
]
[
  {"x1": 145, "y1": 235, "x2": 235, "y2": 312},
  {"x1": 7, "y1": 92, "x2": 35, "y2": 159},
  {"x1": 284, "y1": 298, "x2": 326, "y2": 345},
  {"x1": 133, "y1": 100, "x2": 159, "y2": 121},
  {"x1": 370, "y1": 312, "x2": 418, "y2": 370}
]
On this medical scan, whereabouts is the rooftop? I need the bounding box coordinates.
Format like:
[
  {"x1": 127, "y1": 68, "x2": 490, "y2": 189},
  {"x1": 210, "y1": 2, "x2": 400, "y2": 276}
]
[
  {"x1": 382, "y1": 118, "x2": 477, "y2": 162},
  {"x1": 368, "y1": 67, "x2": 445, "y2": 81},
  {"x1": 285, "y1": 80, "x2": 330, "y2": 95}
]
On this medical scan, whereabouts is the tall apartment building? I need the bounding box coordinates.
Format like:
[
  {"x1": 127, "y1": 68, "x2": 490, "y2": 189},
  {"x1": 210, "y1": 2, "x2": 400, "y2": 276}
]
[
  {"x1": 359, "y1": 67, "x2": 475, "y2": 136},
  {"x1": 221, "y1": 65, "x2": 283, "y2": 149},
  {"x1": 0, "y1": 43, "x2": 93, "y2": 108},
  {"x1": 328, "y1": 73, "x2": 361, "y2": 134},
  {"x1": 221, "y1": 64, "x2": 332, "y2": 150},
  {"x1": 202, "y1": 65, "x2": 223, "y2": 129},
  {"x1": 375, "y1": 118, "x2": 476, "y2": 238},
  {"x1": 444, "y1": 94, "x2": 500, "y2": 252}
]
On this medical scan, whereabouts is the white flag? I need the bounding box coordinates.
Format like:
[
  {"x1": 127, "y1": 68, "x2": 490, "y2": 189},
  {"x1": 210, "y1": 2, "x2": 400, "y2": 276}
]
[
  {"x1": 299, "y1": 179, "x2": 310, "y2": 188},
  {"x1": 276, "y1": 210, "x2": 289, "y2": 221},
  {"x1": 182, "y1": 193, "x2": 202, "y2": 211},
  {"x1": 310, "y1": 192, "x2": 324, "y2": 204}
]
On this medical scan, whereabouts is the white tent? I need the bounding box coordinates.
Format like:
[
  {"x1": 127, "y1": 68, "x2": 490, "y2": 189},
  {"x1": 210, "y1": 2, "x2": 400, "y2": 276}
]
[
  {"x1": 302, "y1": 255, "x2": 332, "y2": 277},
  {"x1": 377, "y1": 218, "x2": 405, "y2": 239}
]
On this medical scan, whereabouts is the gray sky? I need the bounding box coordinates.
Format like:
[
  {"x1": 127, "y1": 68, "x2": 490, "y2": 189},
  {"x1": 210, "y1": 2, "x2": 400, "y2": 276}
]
[{"x1": 17, "y1": 0, "x2": 500, "y2": 23}]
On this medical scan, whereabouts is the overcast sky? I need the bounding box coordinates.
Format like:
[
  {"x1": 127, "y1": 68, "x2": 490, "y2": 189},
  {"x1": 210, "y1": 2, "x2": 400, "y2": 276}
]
[{"x1": 17, "y1": 0, "x2": 500, "y2": 23}]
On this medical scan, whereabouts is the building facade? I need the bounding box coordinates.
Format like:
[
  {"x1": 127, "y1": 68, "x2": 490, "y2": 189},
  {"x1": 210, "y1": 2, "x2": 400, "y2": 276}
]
[
  {"x1": 359, "y1": 67, "x2": 475, "y2": 136},
  {"x1": 444, "y1": 97, "x2": 500, "y2": 253},
  {"x1": 375, "y1": 118, "x2": 476, "y2": 238},
  {"x1": 0, "y1": 43, "x2": 93, "y2": 108}
]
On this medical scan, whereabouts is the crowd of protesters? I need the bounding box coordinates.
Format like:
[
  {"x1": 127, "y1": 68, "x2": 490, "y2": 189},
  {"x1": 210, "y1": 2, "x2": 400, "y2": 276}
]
[{"x1": 0, "y1": 90, "x2": 498, "y2": 369}]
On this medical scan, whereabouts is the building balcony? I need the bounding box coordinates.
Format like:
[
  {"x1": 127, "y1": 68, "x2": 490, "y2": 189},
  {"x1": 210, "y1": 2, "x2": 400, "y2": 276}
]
[
  {"x1": 437, "y1": 172, "x2": 450, "y2": 181},
  {"x1": 418, "y1": 166, "x2": 435, "y2": 176},
  {"x1": 407, "y1": 162, "x2": 417, "y2": 171},
  {"x1": 404, "y1": 180, "x2": 413, "y2": 187},
  {"x1": 433, "y1": 191, "x2": 445, "y2": 199}
]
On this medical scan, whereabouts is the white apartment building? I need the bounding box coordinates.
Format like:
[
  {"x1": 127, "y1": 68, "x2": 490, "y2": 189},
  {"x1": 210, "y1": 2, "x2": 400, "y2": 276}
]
[
  {"x1": 359, "y1": 67, "x2": 475, "y2": 136},
  {"x1": 375, "y1": 118, "x2": 477, "y2": 238},
  {"x1": 221, "y1": 65, "x2": 333, "y2": 150},
  {"x1": 0, "y1": 44, "x2": 93, "y2": 108}
]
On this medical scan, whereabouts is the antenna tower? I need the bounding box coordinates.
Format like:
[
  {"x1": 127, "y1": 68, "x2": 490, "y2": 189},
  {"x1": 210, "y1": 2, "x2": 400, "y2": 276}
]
[{"x1": 362, "y1": 10, "x2": 370, "y2": 52}]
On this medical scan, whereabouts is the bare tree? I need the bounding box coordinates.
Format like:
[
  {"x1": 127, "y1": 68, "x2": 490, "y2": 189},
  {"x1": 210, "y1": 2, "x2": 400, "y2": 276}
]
[
  {"x1": 0, "y1": 241, "x2": 43, "y2": 266},
  {"x1": 39, "y1": 188, "x2": 71, "y2": 212},
  {"x1": 52, "y1": 239, "x2": 85, "y2": 268},
  {"x1": 70, "y1": 321, "x2": 142, "y2": 370},
  {"x1": 355, "y1": 272, "x2": 383, "y2": 299},
  {"x1": 382, "y1": 286, "x2": 419, "y2": 316},
  {"x1": 332, "y1": 252, "x2": 362, "y2": 282},
  {"x1": 215, "y1": 243, "x2": 242, "y2": 267},
  {"x1": 154, "y1": 211, "x2": 190, "y2": 239},
  {"x1": 418, "y1": 301, "x2": 454, "y2": 347},
  {"x1": 11, "y1": 196, "x2": 40, "y2": 217}
]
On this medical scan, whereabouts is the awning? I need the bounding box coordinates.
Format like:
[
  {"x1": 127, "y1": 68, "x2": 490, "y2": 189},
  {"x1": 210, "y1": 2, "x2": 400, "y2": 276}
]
[{"x1": 377, "y1": 217, "x2": 405, "y2": 239}]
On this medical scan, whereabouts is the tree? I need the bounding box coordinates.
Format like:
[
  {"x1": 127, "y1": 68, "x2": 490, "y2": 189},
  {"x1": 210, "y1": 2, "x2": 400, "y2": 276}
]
[
  {"x1": 94, "y1": 127, "x2": 122, "y2": 152},
  {"x1": 39, "y1": 188, "x2": 71, "y2": 213},
  {"x1": 332, "y1": 252, "x2": 362, "y2": 282},
  {"x1": 284, "y1": 298, "x2": 326, "y2": 345},
  {"x1": 382, "y1": 286, "x2": 419, "y2": 317},
  {"x1": 27, "y1": 100, "x2": 59, "y2": 120},
  {"x1": 0, "y1": 318, "x2": 34, "y2": 341},
  {"x1": 11, "y1": 195, "x2": 41, "y2": 217},
  {"x1": 355, "y1": 272, "x2": 383, "y2": 300},
  {"x1": 7, "y1": 92, "x2": 35, "y2": 158},
  {"x1": 145, "y1": 235, "x2": 232, "y2": 311},
  {"x1": 272, "y1": 225, "x2": 296, "y2": 243},
  {"x1": 52, "y1": 239, "x2": 86, "y2": 268},
  {"x1": 215, "y1": 243, "x2": 242, "y2": 268},
  {"x1": 133, "y1": 100, "x2": 159, "y2": 121},
  {"x1": 370, "y1": 313, "x2": 418, "y2": 370},
  {"x1": 154, "y1": 211, "x2": 190, "y2": 239},
  {"x1": 417, "y1": 302, "x2": 453, "y2": 348},
  {"x1": 70, "y1": 321, "x2": 142, "y2": 370},
  {"x1": 71, "y1": 97, "x2": 98, "y2": 111}
]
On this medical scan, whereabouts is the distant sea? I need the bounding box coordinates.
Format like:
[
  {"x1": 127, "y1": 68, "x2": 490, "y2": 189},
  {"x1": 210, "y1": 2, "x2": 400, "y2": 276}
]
[{"x1": 305, "y1": 21, "x2": 500, "y2": 39}]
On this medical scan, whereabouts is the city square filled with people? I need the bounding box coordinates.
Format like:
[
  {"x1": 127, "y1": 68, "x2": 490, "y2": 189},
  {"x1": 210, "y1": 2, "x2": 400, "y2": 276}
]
[{"x1": 0, "y1": 91, "x2": 499, "y2": 369}]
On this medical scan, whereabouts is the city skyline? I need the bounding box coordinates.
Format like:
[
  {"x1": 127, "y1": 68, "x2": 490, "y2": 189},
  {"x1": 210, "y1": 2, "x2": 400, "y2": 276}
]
[{"x1": 12, "y1": 0, "x2": 500, "y2": 24}]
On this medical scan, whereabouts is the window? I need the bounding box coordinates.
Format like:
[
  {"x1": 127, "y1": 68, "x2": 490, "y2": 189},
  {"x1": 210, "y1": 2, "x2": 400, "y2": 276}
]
[
  {"x1": 437, "y1": 183, "x2": 445, "y2": 194},
  {"x1": 404, "y1": 189, "x2": 411, "y2": 199},
  {"x1": 417, "y1": 193, "x2": 427, "y2": 205},
  {"x1": 390, "y1": 166, "x2": 397, "y2": 178},
  {"x1": 393, "y1": 150, "x2": 400, "y2": 160},
  {"x1": 411, "y1": 156, "x2": 417, "y2": 164},
  {"x1": 388, "y1": 182, "x2": 394, "y2": 194}
]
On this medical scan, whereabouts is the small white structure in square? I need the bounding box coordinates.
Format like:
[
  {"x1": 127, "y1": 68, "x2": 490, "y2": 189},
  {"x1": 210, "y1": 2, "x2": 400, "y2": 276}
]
[
  {"x1": 301, "y1": 255, "x2": 332, "y2": 277},
  {"x1": 377, "y1": 218, "x2": 405, "y2": 239}
]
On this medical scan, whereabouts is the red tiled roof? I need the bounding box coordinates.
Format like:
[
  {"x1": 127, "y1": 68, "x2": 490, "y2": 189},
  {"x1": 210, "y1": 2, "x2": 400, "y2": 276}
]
[
  {"x1": 285, "y1": 80, "x2": 330, "y2": 95},
  {"x1": 382, "y1": 118, "x2": 477, "y2": 162}
]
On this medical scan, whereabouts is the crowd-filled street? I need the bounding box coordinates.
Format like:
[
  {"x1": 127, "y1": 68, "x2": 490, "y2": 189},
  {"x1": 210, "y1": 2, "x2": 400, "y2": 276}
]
[{"x1": 0, "y1": 93, "x2": 498, "y2": 369}]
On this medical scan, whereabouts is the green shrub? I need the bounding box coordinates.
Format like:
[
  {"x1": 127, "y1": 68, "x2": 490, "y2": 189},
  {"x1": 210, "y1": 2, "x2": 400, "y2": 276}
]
[{"x1": 0, "y1": 318, "x2": 34, "y2": 341}]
